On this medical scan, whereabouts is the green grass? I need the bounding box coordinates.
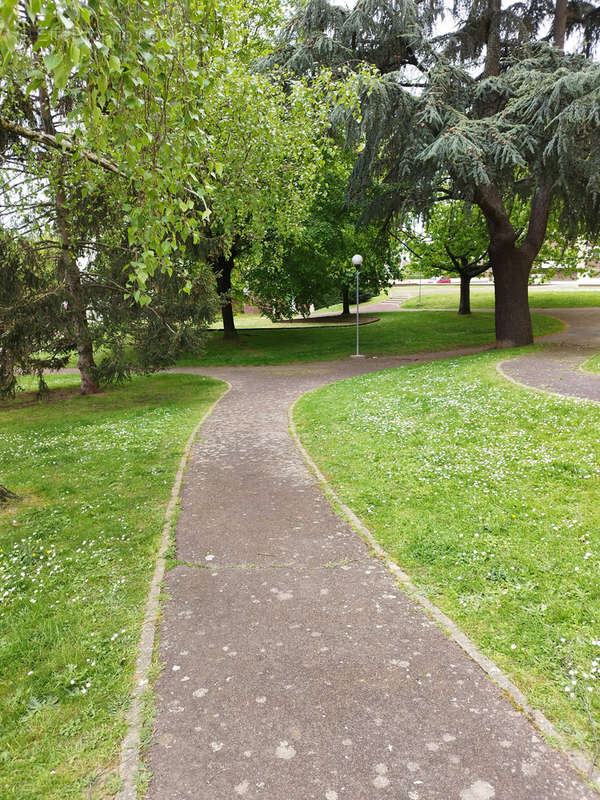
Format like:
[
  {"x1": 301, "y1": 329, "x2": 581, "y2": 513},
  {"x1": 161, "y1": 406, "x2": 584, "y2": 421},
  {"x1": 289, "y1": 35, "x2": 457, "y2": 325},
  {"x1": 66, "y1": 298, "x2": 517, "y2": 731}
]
[
  {"x1": 294, "y1": 351, "x2": 600, "y2": 756},
  {"x1": 403, "y1": 286, "x2": 600, "y2": 309},
  {"x1": 311, "y1": 290, "x2": 391, "y2": 315},
  {"x1": 207, "y1": 292, "x2": 391, "y2": 330},
  {"x1": 177, "y1": 310, "x2": 563, "y2": 367},
  {"x1": 581, "y1": 351, "x2": 600, "y2": 373},
  {"x1": 0, "y1": 373, "x2": 226, "y2": 799}
]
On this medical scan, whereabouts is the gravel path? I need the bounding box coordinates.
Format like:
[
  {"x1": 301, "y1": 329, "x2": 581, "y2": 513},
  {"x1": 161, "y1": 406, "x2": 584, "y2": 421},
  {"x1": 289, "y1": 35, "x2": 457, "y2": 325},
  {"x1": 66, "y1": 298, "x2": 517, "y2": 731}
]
[{"x1": 143, "y1": 335, "x2": 599, "y2": 799}]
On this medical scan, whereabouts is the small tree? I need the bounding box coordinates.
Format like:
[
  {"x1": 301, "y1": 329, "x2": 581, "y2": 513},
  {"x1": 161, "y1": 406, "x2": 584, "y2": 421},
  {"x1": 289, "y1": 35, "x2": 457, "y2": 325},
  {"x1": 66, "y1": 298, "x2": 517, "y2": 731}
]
[
  {"x1": 0, "y1": 233, "x2": 71, "y2": 398},
  {"x1": 397, "y1": 203, "x2": 490, "y2": 314}
]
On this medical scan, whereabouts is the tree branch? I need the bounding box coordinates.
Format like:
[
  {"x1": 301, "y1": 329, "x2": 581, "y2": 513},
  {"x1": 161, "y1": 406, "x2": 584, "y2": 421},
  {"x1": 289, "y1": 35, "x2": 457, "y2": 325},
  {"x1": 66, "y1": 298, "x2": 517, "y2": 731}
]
[
  {"x1": 523, "y1": 179, "x2": 552, "y2": 256},
  {"x1": 0, "y1": 116, "x2": 206, "y2": 204},
  {"x1": 444, "y1": 242, "x2": 460, "y2": 269},
  {"x1": 474, "y1": 183, "x2": 516, "y2": 243},
  {"x1": 0, "y1": 115, "x2": 123, "y2": 176}
]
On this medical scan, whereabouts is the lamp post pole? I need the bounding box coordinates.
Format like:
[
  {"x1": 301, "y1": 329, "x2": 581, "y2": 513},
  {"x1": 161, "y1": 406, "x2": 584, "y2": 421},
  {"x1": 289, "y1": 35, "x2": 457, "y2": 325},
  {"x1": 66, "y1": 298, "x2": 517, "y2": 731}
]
[{"x1": 351, "y1": 254, "x2": 364, "y2": 358}]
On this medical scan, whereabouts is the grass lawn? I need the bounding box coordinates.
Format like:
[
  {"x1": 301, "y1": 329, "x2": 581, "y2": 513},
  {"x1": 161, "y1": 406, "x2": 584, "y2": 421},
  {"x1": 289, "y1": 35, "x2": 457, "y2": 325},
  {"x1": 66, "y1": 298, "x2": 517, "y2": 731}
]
[
  {"x1": 294, "y1": 351, "x2": 600, "y2": 756},
  {"x1": 177, "y1": 310, "x2": 563, "y2": 367},
  {"x1": 402, "y1": 286, "x2": 600, "y2": 309},
  {"x1": 582, "y1": 351, "x2": 600, "y2": 373},
  {"x1": 0, "y1": 373, "x2": 225, "y2": 799}
]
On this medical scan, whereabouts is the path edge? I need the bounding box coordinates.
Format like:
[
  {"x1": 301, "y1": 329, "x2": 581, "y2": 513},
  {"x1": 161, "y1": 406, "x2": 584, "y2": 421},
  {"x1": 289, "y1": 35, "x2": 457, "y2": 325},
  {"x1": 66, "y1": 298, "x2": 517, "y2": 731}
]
[
  {"x1": 288, "y1": 395, "x2": 600, "y2": 792},
  {"x1": 497, "y1": 359, "x2": 600, "y2": 405},
  {"x1": 116, "y1": 380, "x2": 231, "y2": 800}
]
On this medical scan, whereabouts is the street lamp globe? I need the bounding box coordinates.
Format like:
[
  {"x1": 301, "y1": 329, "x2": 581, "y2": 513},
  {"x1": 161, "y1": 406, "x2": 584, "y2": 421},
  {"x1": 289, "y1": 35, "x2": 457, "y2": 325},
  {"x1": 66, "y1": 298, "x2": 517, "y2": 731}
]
[{"x1": 352, "y1": 253, "x2": 363, "y2": 268}]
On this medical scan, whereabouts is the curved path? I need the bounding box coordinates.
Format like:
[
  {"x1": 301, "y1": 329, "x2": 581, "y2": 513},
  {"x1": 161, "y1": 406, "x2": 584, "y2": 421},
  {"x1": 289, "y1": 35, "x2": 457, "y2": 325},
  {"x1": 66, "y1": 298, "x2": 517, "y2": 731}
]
[
  {"x1": 501, "y1": 308, "x2": 600, "y2": 402},
  {"x1": 143, "y1": 328, "x2": 599, "y2": 799}
]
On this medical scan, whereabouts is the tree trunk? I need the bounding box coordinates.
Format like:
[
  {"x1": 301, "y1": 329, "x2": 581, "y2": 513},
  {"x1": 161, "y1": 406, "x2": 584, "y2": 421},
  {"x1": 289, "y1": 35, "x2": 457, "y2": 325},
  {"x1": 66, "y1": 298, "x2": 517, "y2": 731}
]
[
  {"x1": 554, "y1": 0, "x2": 568, "y2": 50},
  {"x1": 490, "y1": 244, "x2": 533, "y2": 347},
  {"x1": 215, "y1": 253, "x2": 237, "y2": 339},
  {"x1": 0, "y1": 484, "x2": 19, "y2": 504},
  {"x1": 458, "y1": 273, "x2": 472, "y2": 315},
  {"x1": 484, "y1": 0, "x2": 502, "y2": 78},
  {"x1": 55, "y1": 185, "x2": 100, "y2": 394},
  {"x1": 475, "y1": 181, "x2": 550, "y2": 349},
  {"x1": 342, "y1": 286, "x2": 350, "y2": 315}
]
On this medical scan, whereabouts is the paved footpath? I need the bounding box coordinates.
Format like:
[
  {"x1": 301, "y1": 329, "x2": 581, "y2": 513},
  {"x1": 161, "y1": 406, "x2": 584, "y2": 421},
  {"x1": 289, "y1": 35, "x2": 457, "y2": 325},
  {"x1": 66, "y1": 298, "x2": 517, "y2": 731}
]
[
  {"x1": 502, "y1": 308, "x2": 600, "y2": 402},
  {"x1": 147, "y1": 325, "x2": 599, "y2": 799}
]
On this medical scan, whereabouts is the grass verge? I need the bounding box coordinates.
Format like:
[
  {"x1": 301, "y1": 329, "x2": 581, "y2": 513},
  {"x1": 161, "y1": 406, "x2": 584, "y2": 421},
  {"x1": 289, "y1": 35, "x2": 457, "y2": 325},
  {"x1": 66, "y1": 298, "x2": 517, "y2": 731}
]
[
  {"x1": 177, "y1": 310, "x2": 562, "y2": 367},
  {"x1": 0, "y1": 373, "x2": 225, "y2": 799},
  {"x1": 402, "y1": 287, "x2": 600, "y2": 309},
  {"x1": 294, "y1": 351, "x2": 600, "y2": 757},
  {"x1": 581, "y1": 352, "x2": 600, "y2": 374}
]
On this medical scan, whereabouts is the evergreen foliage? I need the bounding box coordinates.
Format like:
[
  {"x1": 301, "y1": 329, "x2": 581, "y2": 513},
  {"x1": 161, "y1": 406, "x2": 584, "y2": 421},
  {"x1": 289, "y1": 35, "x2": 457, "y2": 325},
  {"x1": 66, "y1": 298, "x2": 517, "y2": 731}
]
[
  {"x1": 0, "y1": 233, "x2": 71, "y2": 398},
  {"x1": 0, "y1": 225, "x2": 219, "y2": 397},
  {"x1": 265, "y1": 0, "x2": 600, "y2": 346}
]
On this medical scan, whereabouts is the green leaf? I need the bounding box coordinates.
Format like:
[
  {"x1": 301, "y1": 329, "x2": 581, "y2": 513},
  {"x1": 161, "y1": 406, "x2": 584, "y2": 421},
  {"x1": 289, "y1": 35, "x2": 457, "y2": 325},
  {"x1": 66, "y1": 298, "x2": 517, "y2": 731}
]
[
  {"x1": 0, "y1": 30, "x2": 18, "y2": 64},
  {"x1": 97, "y1": 70, "x2": 107, "y2": 95},
  {"x1": 27, "y1": 0, "x2": 41, "y2": 19},
  {"x1": 0, "y1": 0, "x2": 18, "y2": 24},
  {"x1": 69, "y1": 40, "x2": 80, "y2": 66},
  {"x1": 53, "y1": 58, "x2": 71, "y2": 90},
  {"x1": 57, "y1": 11, "x2": 74, "y2": 30},
  {"x1": 26, "y1": 74, "x2": 44, "y2": 94},
  {"x1": 44, "y1": 52, "x2": 63, "y2": 73}
]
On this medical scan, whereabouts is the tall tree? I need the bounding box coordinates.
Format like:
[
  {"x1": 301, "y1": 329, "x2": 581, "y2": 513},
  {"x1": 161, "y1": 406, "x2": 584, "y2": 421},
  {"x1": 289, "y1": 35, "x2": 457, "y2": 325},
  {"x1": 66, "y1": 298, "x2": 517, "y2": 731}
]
[
  {"x1": 244, "y1": 146, "x2": 396, "y2": 318},
  {"x1": 264, "y1": 0, "x2": 600, "y2": 347},
  {"x1": 192, "y1": 66, "x2": 332, "y2": 339},
  {"x1": 0, "y1": 0, "x2": 231, "y2": 390}
]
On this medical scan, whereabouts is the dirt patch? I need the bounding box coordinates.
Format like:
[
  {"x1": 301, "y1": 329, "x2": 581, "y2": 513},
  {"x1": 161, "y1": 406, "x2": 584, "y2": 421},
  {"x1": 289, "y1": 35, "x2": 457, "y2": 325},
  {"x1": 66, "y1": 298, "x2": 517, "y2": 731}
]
[
  {"x1": 275, "y1": 314, "x2": 380, "y2": 327},
  {"x1": 0, "y1": 386, "x2": 82, "y2": 409}
]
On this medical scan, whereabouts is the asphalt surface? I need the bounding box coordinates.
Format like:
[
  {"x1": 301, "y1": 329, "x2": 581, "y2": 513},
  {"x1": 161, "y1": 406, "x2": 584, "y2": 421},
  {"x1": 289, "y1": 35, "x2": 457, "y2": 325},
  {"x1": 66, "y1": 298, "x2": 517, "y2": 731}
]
[
  {"x1": 502, "y1": 308, "x2": 600, "y2": 402},
  {"x1": 146, "y1": 315, "x2": 600, "y2": 799}
]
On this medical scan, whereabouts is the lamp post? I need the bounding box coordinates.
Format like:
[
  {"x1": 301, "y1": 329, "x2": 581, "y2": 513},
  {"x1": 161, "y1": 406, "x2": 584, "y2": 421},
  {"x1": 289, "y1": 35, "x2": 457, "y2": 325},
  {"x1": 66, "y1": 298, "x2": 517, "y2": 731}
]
[{"x1": 351, "y1": 253, "x2": 364, "y2": 358}]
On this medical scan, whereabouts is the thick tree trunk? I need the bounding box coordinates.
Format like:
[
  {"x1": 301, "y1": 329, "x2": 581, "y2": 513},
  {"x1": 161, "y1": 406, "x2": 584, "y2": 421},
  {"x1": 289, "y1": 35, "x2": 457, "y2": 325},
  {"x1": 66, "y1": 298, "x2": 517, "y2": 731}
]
[
  {"x1": 476, "y1": 181, "x2": 551, "y2": 349},
  {"x1": 458, "y1": 273, "x2": 472, "y2": 315},
  {"x1": 490, "y1": 244, "x2": 533, "y2": 347},
  {"x1": 484, "y1": 0, "x2": 502, "y2": 78},
  {"x1": 342, "y1": 286, "x2": 350, "y2": 315},
  {"x1": 215, "y1": 254, "x2": 237, "y2": 339}
]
